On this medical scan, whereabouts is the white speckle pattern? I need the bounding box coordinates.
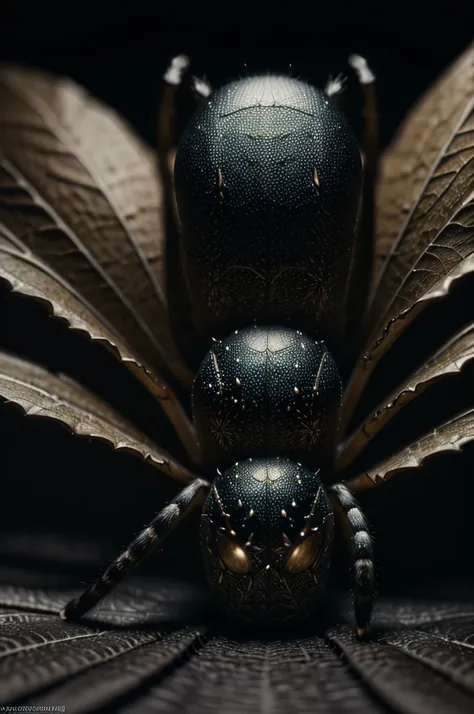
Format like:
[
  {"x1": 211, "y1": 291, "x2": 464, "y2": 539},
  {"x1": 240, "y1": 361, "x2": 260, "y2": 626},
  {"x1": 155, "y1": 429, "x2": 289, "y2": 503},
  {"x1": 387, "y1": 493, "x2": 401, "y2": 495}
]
[
  {"x1": 175, "y1": 74, "x2": 362, "y2": 346},
  {"x1": 193, "y1": 326, "x2": 342, "y2": 469}
]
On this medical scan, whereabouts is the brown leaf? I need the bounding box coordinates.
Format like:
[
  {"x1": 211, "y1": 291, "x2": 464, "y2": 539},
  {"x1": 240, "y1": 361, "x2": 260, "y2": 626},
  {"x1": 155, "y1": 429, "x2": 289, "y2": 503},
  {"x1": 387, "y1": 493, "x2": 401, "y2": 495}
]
[
  {"x1": 0, "y1": 63, "x2": 192, "y2": 387},
  {"x1": 373, "y1": 41, "x2": 474, "y2": 283},
  {"x1": 338, "y1": 323, "x2": 474, "y2": 470},
  {"x1": 342, "y1": 57, "x2": 474, "y2": 430},
  {"x1": 371, "y1": 104, "x2": 474, "y2": 333},
  {"x1": 0, "y1": 351, "x2": 196, "y2": 484},
  {"x1": 344, "y1": 408, "x2": 474, "y2": 493},
  {"x1": 160, "y1": 122, "x2": 202, "y2": 368},
  {"x1": 0, "y1": 238, "x2": 200, "y2": 463},
  {"x1": 4, "y1": 577, "x2": 474, "y2": 713}
]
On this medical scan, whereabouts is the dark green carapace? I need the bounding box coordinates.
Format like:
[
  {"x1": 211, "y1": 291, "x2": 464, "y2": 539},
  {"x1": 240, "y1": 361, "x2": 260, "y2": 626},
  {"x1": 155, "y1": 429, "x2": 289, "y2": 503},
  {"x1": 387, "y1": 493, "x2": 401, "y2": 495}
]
[
  {"x1": 193, "y1": 326, "x2": 342, "y2": 471},
  {"x1": 175, "y1": 75, "x2": 363, "y2": 623},
  {"x1": 175, "y1": 75, "x2": 362, "y2": 347}
]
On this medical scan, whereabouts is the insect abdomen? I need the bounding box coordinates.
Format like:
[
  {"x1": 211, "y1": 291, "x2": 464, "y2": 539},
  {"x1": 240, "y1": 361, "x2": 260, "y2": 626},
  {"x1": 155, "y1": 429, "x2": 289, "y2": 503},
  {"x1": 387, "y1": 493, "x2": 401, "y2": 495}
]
[{"x1": 175, "y1": 74, "x2": 363, "y2": 349}]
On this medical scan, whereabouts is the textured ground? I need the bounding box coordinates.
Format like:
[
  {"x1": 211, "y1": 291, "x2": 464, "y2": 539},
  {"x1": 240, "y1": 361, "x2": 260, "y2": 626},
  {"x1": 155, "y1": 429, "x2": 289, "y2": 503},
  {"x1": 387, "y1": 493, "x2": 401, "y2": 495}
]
[{"x1": 2, "y1": 546, "x2": 474, "y2": 714}]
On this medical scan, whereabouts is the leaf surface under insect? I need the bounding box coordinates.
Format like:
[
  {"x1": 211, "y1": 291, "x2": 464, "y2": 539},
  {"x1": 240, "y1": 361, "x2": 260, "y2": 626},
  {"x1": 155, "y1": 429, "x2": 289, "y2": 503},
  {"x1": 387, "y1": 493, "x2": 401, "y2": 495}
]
[
  {"x1": 0, "y1": 606, "x2": 204, "y2": 708},
  {"x1": 338, "y1": 323, "x2": 474, "y2": 469},
  {"x1": 344, "y1": 407, "x2": 474, "y2": 492},
  {"x1": 0, "y1": 63, "x2": 192, "y2": 387},
  {"x1": 328, "y1": 624, "x2": 474, "y2": 714},
  {"x1": 0, "y1": 351, "x2": 195, "y2": 483},
  {"x1": 2, "y1": 574, "x2": 474, "y2": 713},
  {"x1": 124, "y1": 634, "x2": 385, "y2": 714}
]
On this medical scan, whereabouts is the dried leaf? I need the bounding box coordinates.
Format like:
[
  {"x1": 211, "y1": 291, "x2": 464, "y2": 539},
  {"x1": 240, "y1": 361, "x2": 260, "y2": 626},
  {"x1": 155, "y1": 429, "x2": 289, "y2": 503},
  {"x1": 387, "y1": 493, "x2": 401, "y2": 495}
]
[
  {"x1": 370, "y1": 111, "x2": 474, "y2": 343},
  {"x1": 0, "y1": 63, "x2": 192, "y2": 387},
  {"x1": 0, "y1": 579, "x2": 210, "y2": 625},
  {"x1": 343, "y1": 74, "x2": 474, "y2": 429},
  {"x1": 345, "y1": 408, "x2": 474, "y2": 493},
  {"x1": 0, "y1": 610, "x2": 203, "y2": 706},
  {"x1": 373, "y1": 41, "x2": 474, "y2": 282},
  {"x1": 3, "y1": 578, "x2": 474, "y2": 712},
  {"x1": 32, "y1": 629, "x2": 205, "y2": 713},
  {"x1": 1, "y1": 242, "x2": 142, "y2": 375},
  {"x1": 0, "y1": 351, "x2": 196, "y2": 483},
  {"x1": 381, "y1": 624, "x2": 474, "y2": 695},
  {"x1": 338, "y1": 323, "x2": 474, "y2": 469},
  {"x1": 0, "y1": 578, "x2": 210, "y2": 709},
  {"x1": 163, "y1": 144, "x2": 202, "y2": 367},
  {"x1": 328, "y1": 626, "x2": 474, "y2": 714},
  {"x1": 124, "y1": 635, "x2": 385, "y2": 714},
  {"x1": 0, "y1": 240, "x2": 200, "y2": 462}
]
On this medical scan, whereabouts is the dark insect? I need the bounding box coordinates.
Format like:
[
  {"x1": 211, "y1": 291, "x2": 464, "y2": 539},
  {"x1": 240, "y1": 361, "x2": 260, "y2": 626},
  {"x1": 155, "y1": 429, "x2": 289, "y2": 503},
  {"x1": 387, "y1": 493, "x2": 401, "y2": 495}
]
[{"x1": 0, "y1": 46, "x2": 473, "y2": 639}]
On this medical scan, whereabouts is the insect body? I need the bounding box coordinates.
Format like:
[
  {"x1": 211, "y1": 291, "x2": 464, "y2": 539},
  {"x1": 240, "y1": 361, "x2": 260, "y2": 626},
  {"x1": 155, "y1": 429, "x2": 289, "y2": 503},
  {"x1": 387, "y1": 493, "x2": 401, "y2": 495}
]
[
  {"x1": 178, "y1": 76, "x2": 366, "y2": 624},
  {"x1": 175, "y1": 75, "x2": 362, "y2": 345},
  {"x1": 57, "y1": 68, "x2": 375, "y2": 633},
  {"x1": 3, "y1": 46, "x2": 471, "y2": 639}
]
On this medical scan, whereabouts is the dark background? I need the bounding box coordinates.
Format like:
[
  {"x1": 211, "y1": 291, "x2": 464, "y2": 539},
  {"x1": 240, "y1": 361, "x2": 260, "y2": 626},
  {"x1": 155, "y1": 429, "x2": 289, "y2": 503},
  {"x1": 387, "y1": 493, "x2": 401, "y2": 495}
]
[{"x1": 1, "y1": 5, "x2": 473, "y2": 602}]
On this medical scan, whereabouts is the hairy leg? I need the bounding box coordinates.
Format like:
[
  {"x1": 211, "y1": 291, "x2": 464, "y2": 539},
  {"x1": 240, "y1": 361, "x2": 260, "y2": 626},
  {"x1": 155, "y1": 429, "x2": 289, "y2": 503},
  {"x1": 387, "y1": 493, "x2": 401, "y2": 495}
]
[
  {"x1": 343, "y1": 54, "x2": 379, "y2": 360},
  {"x1": 158, "y1": 55, "x2": 202, "y2": 367},
  {"x1": 61, "y1": 478, "x2": 211, "y2": 620},
  {"x1": 329, "y1": 482, "x2": 375, "y2": 638}
]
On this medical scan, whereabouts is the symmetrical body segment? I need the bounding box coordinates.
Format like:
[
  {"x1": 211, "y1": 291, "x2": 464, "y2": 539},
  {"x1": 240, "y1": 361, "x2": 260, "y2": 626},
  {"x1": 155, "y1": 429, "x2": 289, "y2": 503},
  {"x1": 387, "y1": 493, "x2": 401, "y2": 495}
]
[
  {"x1": 26, "y1": 49, "x2": 467, "y2": 638},
  {"x1": 201, "y1": 458, "x2": 334, "y2": 623},
  {"x1": 193, "y1": 325, "x2": 342, "y2": 470},
  {"x1": 175, "y1": 75, "x2": 363, "y2": 348},
  {"x1": 176, "y1": 74, "x2": 362, "y2": 623}
]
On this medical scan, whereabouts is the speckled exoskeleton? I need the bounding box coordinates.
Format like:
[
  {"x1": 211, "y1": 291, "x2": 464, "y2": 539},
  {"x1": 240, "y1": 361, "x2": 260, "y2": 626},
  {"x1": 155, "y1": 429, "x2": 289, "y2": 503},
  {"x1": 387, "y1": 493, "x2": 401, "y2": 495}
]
[
  {"x1": 51, "y1": 46, "x2": 474, "y2": 637},
  {"x1": 60, "y1": 58, "x2": 375, "y2": 635}
]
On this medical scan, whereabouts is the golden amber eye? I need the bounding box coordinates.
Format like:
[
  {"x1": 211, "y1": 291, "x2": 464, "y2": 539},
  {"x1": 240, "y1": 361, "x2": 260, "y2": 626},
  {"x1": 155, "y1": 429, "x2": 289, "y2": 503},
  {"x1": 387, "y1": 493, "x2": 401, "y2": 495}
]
[
  {"x1": 283, "y1": 531, "x2": 323, "y2": 574},
  {"x1": 216, "y1": 532, "x2": 251, "y2": 574}
]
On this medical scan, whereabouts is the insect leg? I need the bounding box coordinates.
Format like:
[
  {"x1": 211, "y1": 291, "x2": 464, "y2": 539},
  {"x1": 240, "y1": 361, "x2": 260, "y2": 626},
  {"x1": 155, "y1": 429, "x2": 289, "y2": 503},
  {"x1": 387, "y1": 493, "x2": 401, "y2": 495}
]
[
  {"x1": 192, "y1": 75, "x2": 213, "y2": 103},
  {"x1": 343, "y1": 55, "x2": 378, "y2": 360},
  {"x1": 159, "y1": 54, "x2": 189, "y2": 199},
  {"x1": 60, "y1": 478, "x2": 211, "y2": 621},
  {"x1": 328, "y1": 482, "x2": 375, "y2": 638},
  {"x1": 349, "y1": 54, "x2": 378, "y2": 182},
  {"x1": 324, "y1": 73, "x2": 347, "y2": 109},
  {"x1": 159, "y1": 55, "x2": 199, "y2": 367}
]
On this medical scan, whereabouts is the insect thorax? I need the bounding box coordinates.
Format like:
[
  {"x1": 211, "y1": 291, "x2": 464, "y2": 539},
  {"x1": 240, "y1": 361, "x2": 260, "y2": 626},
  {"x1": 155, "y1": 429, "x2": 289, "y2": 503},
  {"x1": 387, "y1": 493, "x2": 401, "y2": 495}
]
[
  {"x1": 192, "y1": 325, "x2": 342, "y2": 472},
  {"x1": 181, "y1": 74, "x2": 353, "y2": 621}
]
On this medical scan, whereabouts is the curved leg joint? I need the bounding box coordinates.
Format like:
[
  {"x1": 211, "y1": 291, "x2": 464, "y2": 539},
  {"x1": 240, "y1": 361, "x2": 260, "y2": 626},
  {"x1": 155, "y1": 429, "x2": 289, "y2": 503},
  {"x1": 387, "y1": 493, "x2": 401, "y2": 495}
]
[
  {"x1": 60, "y1": 478, "x2": 211, "y2": 621},
  {"x1": 329, "y1": 483, "x2": 375, "y2": 639}
]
